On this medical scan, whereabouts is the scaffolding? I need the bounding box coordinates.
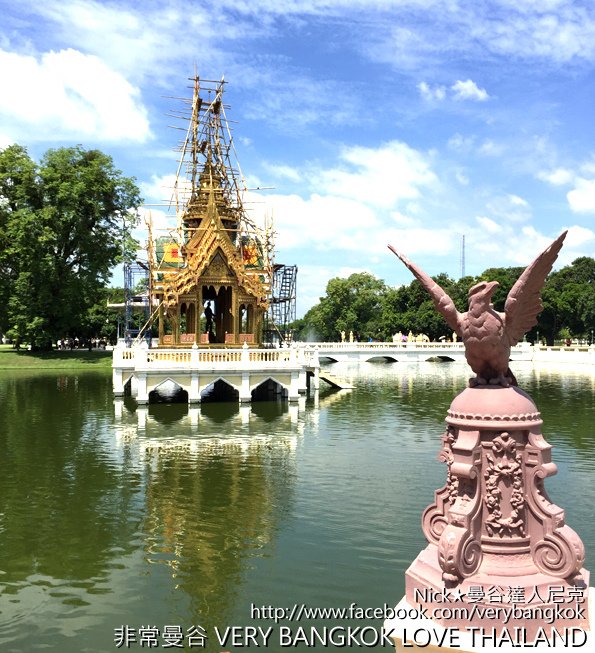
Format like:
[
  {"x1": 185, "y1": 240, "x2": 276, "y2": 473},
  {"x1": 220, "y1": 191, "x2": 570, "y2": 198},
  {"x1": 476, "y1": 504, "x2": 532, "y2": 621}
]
[
  {"x1": 141, "y1": 75, "x2": 298, "y2": 347},
  {"x1": 123, "y1": 260, "x2": 150, "y2": 340},
  {"x1": 264, "y1": 264, "x2": 298, "y2": 345}
]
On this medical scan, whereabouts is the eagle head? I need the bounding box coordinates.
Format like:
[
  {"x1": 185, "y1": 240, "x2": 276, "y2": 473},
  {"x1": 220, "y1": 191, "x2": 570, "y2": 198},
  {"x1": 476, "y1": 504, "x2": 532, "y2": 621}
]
[{"x1": 468, "y1": 280, "x2": 499, "y2": 308}]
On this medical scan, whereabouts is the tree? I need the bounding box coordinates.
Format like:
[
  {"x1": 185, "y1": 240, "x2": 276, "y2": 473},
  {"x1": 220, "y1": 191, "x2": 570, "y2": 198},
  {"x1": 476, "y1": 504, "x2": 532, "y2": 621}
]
[
  {"x1": 299, "y1": 272, "x2": 388, "y2": 341},
  {"x1": 540, "y1": 257, "x2": 595, "y2": 343},
  {"x1": 381, "y1": 273, "x2": 471, "y2": 341},
  {"x1": 0, "y1": 145, "x2": 141, "y2": 348}
]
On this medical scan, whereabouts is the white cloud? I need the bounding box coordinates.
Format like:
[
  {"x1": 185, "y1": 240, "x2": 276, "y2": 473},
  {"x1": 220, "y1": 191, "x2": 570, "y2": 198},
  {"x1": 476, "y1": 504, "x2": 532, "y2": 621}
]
[
  {"x1": 255, "y1": 192, "x2": 379, "y2": 252},
  {"x1": 140, "y1": 174, "x2": 183, "y2": 206},
  {"x1": 262, "y1": 163, "x2": 301, "y2": 183},
  {"x1": 476, "y1": 216, "x2": 501, "y2": 233},
  {"x1": 567, "y1": 178, "x2": 595, "y2": 213},
  {"x1": 385, "y1": 227, "x2": 456, "y2": 257},
  {"x1": 448, "y1": 133, "x2": 475, "y2": 152},
  {"x1": 318, "y1": 141, "x2": 437, "y2": 209},
  {"x1": 134, "y1": 207, "x2": 177, "y2": 248},
  {"x1": 478, "y1": 139, "x2": 505, "y2": 157},
  {"x1": 451, "y1": 79, "x2": 489, "y2": 101},
  {"x1": 455, "y1": 170, "x2": 469, "y2": 185},
  {"x1": 418, "y1": 81, "x2": 446, "y2": 101},
  {"x1": 538, "y1": 167, "x2": 574, "y2": 186},
  {"x1": 564, "y1": 225, "x2": 595, "y2": 248},
  {"x1": 390, "y1": 210, "x2": 416, "y2": 226},
  {"x1": 508, "y1": 194, "x2": 528, "y2": 207},
  {"x1": 0, "y1": 48, "x2": 151, "y2": 143},
  {"x1": 486, "y1": 194, "x2": 532, "y2": 223}
]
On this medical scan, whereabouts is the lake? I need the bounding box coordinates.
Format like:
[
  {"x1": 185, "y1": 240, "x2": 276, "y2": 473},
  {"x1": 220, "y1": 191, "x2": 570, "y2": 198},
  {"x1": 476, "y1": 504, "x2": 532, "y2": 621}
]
[{"x1": 0, "y1": 361, "x2": 594, "y2": 652}]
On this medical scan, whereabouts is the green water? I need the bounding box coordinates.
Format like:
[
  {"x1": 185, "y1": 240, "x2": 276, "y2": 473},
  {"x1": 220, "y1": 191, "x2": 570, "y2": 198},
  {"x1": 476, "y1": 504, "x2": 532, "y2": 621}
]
[{"x1": 0, "y1": 362, "x2": 594, "y2": 652}]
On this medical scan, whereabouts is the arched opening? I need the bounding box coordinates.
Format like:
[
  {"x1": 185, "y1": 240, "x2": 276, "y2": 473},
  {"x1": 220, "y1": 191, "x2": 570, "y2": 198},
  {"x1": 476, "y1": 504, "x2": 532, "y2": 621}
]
[
  {"x1": 200, "y1": 379, "x2": 239, "y2": 403},
  {"x1": 319, "y1": 356, "x2": 339, "y2": 363},
  {"x1": 149, "y1": 379, "x2": 188, "y2": 404},
  {"x1": 202, "y1": 284, "x2": 234, "y2": 344},
  {"x1": 365, "y1": 356, "x2": 398, "y2": 363},
  {"x1": 251, "y1": 378, "x2": 286, "y2": 401},
  {"x1": 240, "y1": 303, "x2": 248, "y2": 333}
]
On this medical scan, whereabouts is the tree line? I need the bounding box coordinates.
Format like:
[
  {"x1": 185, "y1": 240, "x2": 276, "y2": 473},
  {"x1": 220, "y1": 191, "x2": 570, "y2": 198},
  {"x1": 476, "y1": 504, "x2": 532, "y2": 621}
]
[
  {"x1": 0, "y1": 145, "x2": 140, "y2": 349},
  {"x1": 295, "y1": 260, "x2": 595, "y2": 345}
]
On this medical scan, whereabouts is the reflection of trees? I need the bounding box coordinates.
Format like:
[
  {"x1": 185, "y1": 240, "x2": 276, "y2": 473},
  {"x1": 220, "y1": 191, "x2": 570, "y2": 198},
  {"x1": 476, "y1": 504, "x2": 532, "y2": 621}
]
[
  {"x1": 0, "y1": 372, "x2": 140, "y2": 587},
  {"x1": 524, "y1": 368, "x2": 595, "y2": 454},
  {"x1": 141, "y1": 439, "x2": 295, "y2": 638}
]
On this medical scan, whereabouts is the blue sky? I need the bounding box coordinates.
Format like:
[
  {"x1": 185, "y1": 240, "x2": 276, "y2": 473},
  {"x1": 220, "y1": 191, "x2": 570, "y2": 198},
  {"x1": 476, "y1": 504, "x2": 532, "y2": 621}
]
[{"x1": 2, "y1": 0, "x2": 595, "y2": 317}]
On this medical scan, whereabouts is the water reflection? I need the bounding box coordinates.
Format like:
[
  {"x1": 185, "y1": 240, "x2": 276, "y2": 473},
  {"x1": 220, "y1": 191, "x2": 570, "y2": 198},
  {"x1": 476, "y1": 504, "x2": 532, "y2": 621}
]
[{"x1": 0, "y1": 363, "x2": 594, "y2": 652}]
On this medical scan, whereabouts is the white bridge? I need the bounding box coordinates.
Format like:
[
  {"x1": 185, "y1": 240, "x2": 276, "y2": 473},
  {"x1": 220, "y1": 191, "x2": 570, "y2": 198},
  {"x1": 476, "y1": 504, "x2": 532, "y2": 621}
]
[
  {"x1": 310, "y1": 341, "x2": 534, "y2": 364},
  {"x1": 113, "y1": 341, "x2": 595, "y2": 406}
]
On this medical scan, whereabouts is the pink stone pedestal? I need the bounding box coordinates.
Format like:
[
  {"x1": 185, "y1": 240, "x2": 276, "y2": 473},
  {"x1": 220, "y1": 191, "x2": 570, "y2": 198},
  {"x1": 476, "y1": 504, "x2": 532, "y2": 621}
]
[{"x1": 385, "y1": 385, "x2": 592, "y2": 650}]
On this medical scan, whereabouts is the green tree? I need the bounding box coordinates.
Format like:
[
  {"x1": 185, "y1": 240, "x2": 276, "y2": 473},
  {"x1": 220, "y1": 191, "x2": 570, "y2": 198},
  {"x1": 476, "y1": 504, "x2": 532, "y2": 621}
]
[
  {"x1": 0, "y1": 145, "x2": 141, "y2": 348},
  {"x1": 540, "y1": 257, "x2": 595, "y2": 343},
  {"x1": 300, "y1": 272, "x2": 388, "y2": 341},
  {"x1": 381, "y1": 273, "x2": 472, "y2": 341}
]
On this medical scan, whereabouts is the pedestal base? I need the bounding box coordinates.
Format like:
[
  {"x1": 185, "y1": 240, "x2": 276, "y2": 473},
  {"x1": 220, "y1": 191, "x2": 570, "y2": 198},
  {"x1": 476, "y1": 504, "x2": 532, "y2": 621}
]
[
  {"x1": 404, "y1": 543, "x2": 590, "y2": 639},
  {"x1": 384, "y1": 588, "x2": 595, "y2": 652}
]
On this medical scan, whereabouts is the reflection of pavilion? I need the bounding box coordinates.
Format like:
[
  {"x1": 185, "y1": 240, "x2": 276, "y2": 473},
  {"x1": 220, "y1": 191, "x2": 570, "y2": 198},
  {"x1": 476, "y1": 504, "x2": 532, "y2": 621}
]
[
  {"x1": 113, "y1": 396, "x2": 307, "y2": 434},
  {"x1": 129, "y1": 425, "x2": 297, "y2": 636}
]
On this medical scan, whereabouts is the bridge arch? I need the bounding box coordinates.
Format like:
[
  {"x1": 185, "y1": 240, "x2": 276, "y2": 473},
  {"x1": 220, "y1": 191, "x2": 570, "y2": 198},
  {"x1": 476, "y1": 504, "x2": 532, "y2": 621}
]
[
  {"x1": 149, "y1": 378, "x2": 189, "y2": 403},
  {"x1": 251, "y1": 376, "x2": 287, "y2": 401},
  {"x1": 200, "y1": 378, "x2": 239, "y2": 402},
  {"x1": 364, "y1": 355, "x2": 398, "y2": 363}
]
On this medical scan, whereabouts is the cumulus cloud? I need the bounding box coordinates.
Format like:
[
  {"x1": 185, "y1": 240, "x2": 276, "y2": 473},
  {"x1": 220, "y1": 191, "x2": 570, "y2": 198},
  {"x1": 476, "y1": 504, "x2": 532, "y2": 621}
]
[
  {"x1": 476, "y1": 216, "x2": 501, "y2": 233},
  {"x1": 261, "y1": 163, "x2": 301, "y2": 183},
  {"x1": 418, "y1": 81, "x2": 446, "y2": 101},
  {"x1": 486, "y1": 194, "x2": 531, "y2": 223},
  {"x1": 0, "y1": 48, "x2": 151, "y2": 143},
  {"x1": 451, "y1": 79, "x2": 489, "y2": 101},
  {"x1": 564, "y1": 224, "x2": 595, "y2": 248},
  {"x1": 317, "y1": 141, "x2": 437, "y2": 209},
  {"x1": 538, "y1": 167, "x2": 574, "y2": 186},
  {"x1": 140, "y1": 174, "x2": 186, "y2": 206},
  {"x1": 567, "y1": 178, "x2": 595, "y2": 213}
]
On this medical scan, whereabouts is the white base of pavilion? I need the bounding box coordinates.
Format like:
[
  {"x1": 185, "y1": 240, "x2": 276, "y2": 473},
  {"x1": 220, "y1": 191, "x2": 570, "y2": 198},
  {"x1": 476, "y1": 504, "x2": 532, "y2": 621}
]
[{"x1": 112, "y1": 342, "x2": 321, "y2": 405}]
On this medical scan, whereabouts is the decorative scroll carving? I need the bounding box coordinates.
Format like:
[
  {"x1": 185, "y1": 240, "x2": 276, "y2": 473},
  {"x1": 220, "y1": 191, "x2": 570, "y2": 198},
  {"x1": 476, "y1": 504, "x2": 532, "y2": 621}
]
[
  {"x1": 525, "y1": 454, "x2": 586, "y2": 579},
  {"x1": 484, "y1": 432, "x2": 526, "y2": 538},
  {"x1": 422, "y1": 427, "x2": 483, "y2": 582},
  {"x1": 422, "y1": 427, "x2": 457, "y2": 544}
]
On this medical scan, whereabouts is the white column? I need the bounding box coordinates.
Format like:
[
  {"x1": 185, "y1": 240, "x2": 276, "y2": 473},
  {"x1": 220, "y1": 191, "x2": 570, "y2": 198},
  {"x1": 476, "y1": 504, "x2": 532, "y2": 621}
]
[
  {"x1": 288, "y1": 371, "x2": 300, "y2": 402},
  {"x1": 239, "y1": 371, "x2": 252, "y2": 403},
  {"x1": 189, "y1": 371, "x2": 201, "y2": 403},
  {"x1": 136, "y1": 373, "x2": 149, "y2": 404},
  {"x1": 113, "y1": 367, "x2": 125, "y2": 395}
]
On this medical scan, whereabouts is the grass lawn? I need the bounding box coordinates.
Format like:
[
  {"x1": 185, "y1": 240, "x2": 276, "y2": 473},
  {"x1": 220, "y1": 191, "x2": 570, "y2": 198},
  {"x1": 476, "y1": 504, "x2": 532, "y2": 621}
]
[{"x1": 0, "y1": 344, "x2": 112, "y2": 369}]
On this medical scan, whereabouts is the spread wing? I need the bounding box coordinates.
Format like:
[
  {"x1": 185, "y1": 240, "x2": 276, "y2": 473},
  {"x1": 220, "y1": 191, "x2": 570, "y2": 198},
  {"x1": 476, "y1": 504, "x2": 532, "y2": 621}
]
[
  {"x1": 388, "y1": 244, "x2": 462, "y2": 334},
  {"x1": 504, "y1": 231, "x2": 567, "y2": 346}
]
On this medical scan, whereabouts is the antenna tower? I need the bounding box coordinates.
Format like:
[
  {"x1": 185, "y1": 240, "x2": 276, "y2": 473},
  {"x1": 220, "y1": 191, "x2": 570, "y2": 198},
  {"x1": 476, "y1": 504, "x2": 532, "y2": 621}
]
[{"x1": 460, "y1": 234, "x2": 466, "y2": 279}]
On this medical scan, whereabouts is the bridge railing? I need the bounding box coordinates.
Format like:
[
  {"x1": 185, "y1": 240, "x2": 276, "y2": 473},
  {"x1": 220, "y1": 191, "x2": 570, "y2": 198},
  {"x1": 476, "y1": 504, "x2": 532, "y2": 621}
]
[
  {"x1": 113, "y1": 344, "x2": 320, "y2": 370},
  {"x1": 305, "y1": 341, "x2": 467, "y2": 351}
]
